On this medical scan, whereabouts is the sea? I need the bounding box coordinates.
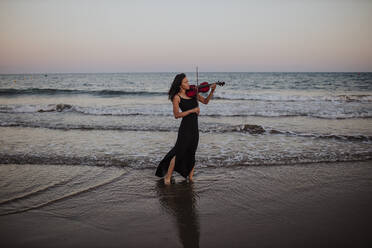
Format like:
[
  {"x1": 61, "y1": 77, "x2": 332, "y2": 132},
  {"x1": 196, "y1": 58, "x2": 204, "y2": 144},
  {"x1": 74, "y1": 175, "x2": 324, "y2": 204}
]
[
  {"x1": 1, "y1": 72, "x2": 372, "y2": 244},
  {"x1": 0, "y1": 72, "x2": 371, "y2": 169}
]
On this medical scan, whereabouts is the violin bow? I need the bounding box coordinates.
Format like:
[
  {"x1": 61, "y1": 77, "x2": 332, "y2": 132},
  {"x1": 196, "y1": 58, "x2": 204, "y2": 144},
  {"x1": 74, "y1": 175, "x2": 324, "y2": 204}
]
[{"x1": 196, "y1": 66, "x2": 199, "y2": 107}]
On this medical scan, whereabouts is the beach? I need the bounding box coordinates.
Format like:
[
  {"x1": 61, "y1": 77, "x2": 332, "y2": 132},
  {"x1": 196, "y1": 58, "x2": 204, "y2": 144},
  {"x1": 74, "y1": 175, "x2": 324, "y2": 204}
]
[
  {"x1": 1, "y1": 161, "x2": 371, "y2": 248},
  {"x1": 0, "y1": 72, "x2": 371, "y2": 247}
]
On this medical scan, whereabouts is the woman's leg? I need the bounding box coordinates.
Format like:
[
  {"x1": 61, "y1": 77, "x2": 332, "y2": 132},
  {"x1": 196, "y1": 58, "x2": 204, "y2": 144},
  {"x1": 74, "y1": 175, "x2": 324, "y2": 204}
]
[
  {"x1": 164, "y1": 156, "x2": 175, "y2": 184},
  {"x1": 188, "y1": 166, "x2": 195, "y2": 181}
]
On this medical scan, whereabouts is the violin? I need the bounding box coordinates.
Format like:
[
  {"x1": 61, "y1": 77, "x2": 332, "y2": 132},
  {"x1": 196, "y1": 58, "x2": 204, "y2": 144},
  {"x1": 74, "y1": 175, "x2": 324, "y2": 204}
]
[{"x1": 186, "y1": 81, "x2": 225, "y2": 97}]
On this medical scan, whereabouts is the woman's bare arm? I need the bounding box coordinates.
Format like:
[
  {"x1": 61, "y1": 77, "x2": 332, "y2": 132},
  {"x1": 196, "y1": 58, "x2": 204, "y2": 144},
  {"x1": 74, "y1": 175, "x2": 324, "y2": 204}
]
[
  {"x1": 197, "y1": 87, "x2": 215, "y2": 105},
  {"x1": 197, "y1": 94, "x2": 206, "y2": 104},
  {"x1": 173, "y1": 95, "x2": 198, "y2": 119}
]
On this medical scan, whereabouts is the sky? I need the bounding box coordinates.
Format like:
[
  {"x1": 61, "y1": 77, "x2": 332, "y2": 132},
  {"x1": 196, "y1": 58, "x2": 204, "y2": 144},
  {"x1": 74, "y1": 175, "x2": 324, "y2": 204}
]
[{"x1": 0, "y1": 0, "x2": 371, "y2": 73}]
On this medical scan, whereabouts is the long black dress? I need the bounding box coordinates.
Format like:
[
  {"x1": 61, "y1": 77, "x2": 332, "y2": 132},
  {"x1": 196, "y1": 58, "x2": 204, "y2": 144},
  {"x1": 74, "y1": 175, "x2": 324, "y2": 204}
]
[{"x1": 155, "y1": 94, "x2": 199, "y2": 178}]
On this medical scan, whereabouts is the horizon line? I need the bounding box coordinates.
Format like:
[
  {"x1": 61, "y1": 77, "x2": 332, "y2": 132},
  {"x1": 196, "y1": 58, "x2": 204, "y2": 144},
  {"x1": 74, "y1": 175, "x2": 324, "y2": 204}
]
[{"x1": 1, "y1": 71, "x2": 371, "y2": 75}]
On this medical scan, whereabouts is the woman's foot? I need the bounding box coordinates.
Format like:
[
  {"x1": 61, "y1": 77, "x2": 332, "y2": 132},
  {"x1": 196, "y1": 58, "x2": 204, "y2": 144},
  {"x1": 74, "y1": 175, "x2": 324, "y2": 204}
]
[{"x1": 164, "y1": 176, "x2": 171, "y2": 185}]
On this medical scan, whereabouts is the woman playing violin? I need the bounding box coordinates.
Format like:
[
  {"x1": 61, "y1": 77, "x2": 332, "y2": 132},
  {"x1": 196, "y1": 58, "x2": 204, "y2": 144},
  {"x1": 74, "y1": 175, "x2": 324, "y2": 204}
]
[{"x1": 155, "y1": 73, "x2": 216, "y2": 185}]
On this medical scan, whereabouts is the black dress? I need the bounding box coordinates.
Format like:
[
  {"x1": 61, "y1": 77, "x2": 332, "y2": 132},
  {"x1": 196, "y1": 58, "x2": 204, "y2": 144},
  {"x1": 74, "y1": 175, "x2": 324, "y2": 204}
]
[{"x1": 155, "y1": 94, "x2": 199, "y2": 178}]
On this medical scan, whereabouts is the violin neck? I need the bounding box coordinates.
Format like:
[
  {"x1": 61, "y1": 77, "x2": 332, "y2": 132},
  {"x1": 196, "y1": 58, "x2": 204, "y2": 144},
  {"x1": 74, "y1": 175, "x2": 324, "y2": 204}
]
[
  {"x1": 198, "y1": 84, "x2": 211, "y2": 89},
  {"x1": 198, "y1": 82, "x2": 223, "y2": 89}
]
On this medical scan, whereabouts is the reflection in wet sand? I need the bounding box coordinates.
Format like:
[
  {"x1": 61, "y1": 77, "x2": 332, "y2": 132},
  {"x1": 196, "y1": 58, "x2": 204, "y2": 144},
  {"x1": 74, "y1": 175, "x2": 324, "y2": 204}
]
[{"x1": 155, "y1": 180, "x2": 200, "y2": 248}]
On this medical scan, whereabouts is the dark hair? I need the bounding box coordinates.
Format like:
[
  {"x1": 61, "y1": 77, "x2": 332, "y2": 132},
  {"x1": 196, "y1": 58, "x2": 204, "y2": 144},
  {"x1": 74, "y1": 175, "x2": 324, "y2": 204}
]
[{"x1": 168, "y1": 73, "x2": 186, "y2": 101}]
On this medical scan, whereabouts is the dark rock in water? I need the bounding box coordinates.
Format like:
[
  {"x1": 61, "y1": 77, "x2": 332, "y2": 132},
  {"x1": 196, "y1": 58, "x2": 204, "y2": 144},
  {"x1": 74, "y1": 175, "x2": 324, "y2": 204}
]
[
  {"x1": 56, "y1": 104, "x2": 72, "y2": 112},
  {"x1": 37, "y1": 108, "x2": 55, "y2": 113},
  {"x1": 242, "y1": 124, "x2": 265, "y2": 134},
  {"x1": 38, "y1": 104, "x2": 72, "y2": 113},
  {"x1": 269, "y1": 129, "x2": 282, "y2": 134}
]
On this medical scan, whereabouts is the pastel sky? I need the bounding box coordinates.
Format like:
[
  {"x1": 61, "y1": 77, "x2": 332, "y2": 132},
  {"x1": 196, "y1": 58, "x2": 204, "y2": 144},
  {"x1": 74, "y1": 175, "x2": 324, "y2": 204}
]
[{"x1": 1, "y1": 0, "x2": 371, "y2": 73}]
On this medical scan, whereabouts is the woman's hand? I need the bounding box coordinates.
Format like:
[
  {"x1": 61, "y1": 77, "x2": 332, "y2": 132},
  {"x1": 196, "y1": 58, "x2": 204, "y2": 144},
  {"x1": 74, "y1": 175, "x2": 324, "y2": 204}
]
[
  {"x1": 211, "y1": 83, "x2": 216, "y2": 90},
  {"x1": 193, "y1": 107, "x2": 200, "y2": 115}
]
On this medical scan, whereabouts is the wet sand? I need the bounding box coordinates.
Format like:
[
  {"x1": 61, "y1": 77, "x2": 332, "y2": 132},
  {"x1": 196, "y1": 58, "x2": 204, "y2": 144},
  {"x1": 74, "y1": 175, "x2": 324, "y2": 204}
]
[{"x1": 1, "y1": 161, "x2": 372, "y2": 248}]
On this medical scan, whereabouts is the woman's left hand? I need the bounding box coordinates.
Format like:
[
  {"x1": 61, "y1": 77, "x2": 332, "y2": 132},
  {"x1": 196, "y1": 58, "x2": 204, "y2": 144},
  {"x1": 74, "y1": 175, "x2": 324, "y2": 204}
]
[{"x1": 211, "y1": 83, "x2": 216, "y2": 90}]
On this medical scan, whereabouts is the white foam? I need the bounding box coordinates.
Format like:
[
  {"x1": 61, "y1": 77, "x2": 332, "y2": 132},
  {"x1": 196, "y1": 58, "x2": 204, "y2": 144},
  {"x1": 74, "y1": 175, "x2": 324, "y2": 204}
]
[
  {"x1": 1, "y1": 98, "x2": 371, "y2": 119},
  {"x1": 213, "y1": 92, "x2": 372, "y2": 103}
]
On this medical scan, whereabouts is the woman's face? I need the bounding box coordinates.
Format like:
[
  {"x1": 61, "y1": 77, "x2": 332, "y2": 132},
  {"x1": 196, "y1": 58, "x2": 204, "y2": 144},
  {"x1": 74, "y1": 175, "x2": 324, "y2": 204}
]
[{"x1": 180, "y1": 77, "x2": 190, "y2": 90}]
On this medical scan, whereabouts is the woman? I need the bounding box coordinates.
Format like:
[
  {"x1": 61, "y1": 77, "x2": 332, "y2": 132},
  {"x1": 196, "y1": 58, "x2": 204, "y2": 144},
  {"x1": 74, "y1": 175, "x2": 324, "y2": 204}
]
[{"x1": 155, "y1": 73, "x2": 216, "y2": 185}]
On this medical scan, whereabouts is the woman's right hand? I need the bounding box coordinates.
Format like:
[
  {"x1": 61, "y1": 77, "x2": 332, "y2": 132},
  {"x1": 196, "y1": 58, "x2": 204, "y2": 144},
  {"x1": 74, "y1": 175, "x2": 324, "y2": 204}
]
[{"x1": 193, "y1": 107, "x2": 200, "y2": 115}]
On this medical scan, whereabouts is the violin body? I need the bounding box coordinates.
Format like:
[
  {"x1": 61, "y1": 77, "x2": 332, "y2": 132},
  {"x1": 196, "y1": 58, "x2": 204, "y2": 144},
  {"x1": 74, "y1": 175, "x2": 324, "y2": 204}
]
[{"x1": 186, "y1": 81, "x2": 225, "y2": 97}]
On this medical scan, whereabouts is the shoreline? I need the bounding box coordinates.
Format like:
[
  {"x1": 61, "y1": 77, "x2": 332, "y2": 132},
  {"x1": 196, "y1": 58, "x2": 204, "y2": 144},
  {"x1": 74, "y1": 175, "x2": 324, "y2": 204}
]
[{"x1": 1, "y1": 161, "x2": 372, "y2": 247}]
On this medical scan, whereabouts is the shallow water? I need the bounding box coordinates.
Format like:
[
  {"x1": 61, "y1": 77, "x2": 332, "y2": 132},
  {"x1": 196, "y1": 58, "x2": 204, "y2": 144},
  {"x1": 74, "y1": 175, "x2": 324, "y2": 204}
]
[
  {"x1": 0, "y1": 72, "x2": 371, "y2": 168},
  {"x1": 1, "y1": 162, "x2": 371, "y2": 247},
  {"x1": 1, "y1": 126, "x2": 371, "y2": 168}
]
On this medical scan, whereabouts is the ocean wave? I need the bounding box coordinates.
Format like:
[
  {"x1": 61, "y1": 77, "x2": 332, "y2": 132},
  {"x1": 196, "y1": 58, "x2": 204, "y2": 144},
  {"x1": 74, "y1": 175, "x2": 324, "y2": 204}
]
[
  {"x1": 1, "y1": 88, "x2": 371, "y2": 103},
  {"x1": 1, "y1": 121, "x2": 371, "y2": 143},
  {"x1": 0, "y1": 88, "x2": 166, "y2": 96},
  {"x1": 0, "y1": 104, "x2": 75, "y2": 113},
  {"x1": 0, "y1": 152, "x2": 371, "y2": 169},
  {"x1": 204, "y1": 113, "x2": 372, "y2": 119},
  {"x1": 49, "y1": 111, "x2": 372, "y2": 120},
  {"x1": 213, "y1": 93, "x2": 372, "y2": 102},
  {"x1": 1, "y1": 103, "x2": 371, "y2": 119},
  {"x1": 0, "y1": 101, "x2": 372, "y2": 119}
]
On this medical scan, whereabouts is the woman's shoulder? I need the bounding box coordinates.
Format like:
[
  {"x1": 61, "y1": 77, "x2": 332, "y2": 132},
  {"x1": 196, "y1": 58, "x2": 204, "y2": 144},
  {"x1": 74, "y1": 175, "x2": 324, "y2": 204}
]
[
  {"x1": 177, "y1": 93, "x2": 192, "y2": 100},
  {"x1": 172, "y1": 94, "x2": 181, "y2": 103}
]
